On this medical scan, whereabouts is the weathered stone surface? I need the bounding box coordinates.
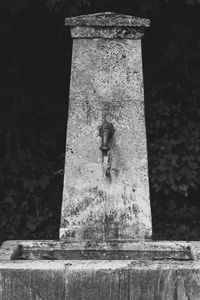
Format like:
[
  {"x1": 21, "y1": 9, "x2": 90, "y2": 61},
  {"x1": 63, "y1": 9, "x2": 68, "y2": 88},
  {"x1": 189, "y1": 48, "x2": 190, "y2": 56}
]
[
  {"x1": 0, "y1": 240, "x2": 195, "y2": 261},
  {"x1": 1, "y1": 260, "x2": 200, "y2": 300},
  {"x1": 1, "y1": 241, "x2": 200, "y2": 299},
  {"x1": 65, "y1": 260, "x2": 200, "y2": 300},
  {"x1": 61, "y1": 12, "x2": 151, "y2": 241},
  {"x1": 60, "y1": 37, "x2": 152, "y2": 241},
  {"x1": 65, "y1": 12, "x2": 150, "y2": 28},
  {"x1": 0, "y1": 259, "x2": 200, "y2": 300},
  {"x1": 1, "y1": 259, "x2": 200, "y2": 300},
  {"x1": 0, "y1": 261, "x2": 66, "y2": 300},
  {"x1": 66, "y1": 12, "x2": 150, "y2": 39},
  {"x1": 70, "y1": 26, "x2": 145, "y2": 39}
]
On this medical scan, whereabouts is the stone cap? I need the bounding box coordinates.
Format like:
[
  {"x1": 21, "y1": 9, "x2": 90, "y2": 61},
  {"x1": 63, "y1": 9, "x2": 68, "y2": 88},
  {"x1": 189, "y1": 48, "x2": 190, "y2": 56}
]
[
  {"x1": 65, "y1": 12, "x2": 150, "y2": 28},
  {"x1": 65, "y1": 12, "x2": 150, "y2": 39}
]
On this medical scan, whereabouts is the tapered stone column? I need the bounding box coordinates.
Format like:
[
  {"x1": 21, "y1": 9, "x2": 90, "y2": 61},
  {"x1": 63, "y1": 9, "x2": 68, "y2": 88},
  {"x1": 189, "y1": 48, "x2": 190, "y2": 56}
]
[{"x1": 60, "y1": 12, "x2": 152, "y2": 241}]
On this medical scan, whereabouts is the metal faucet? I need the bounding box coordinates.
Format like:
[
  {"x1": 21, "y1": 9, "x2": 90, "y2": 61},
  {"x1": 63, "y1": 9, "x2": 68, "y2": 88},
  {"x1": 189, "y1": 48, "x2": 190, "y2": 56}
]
[{"x1": 99, "y1": 122, "x2": 115, "y2": 155}]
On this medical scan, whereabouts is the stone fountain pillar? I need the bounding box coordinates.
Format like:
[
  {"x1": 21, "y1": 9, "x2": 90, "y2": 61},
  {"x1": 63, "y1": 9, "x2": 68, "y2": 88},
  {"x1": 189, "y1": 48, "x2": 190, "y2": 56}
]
[
  {"x1": 2, "y1": 12, "x2": 200, "y2": 300},
  {"x1": 60, "y1": 12, "x2": 152, "y2": 242}
]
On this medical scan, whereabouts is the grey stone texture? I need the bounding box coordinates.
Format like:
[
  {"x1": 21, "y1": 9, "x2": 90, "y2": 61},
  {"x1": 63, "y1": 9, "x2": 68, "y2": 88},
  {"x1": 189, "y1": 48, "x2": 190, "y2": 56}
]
[
  {"x1": 1, "y1": 241, "x2": 200, "y2": 299},
  {"x1": 2, "y1": 259, "x2": 200, "y2": 300},
  {"x1": 60, "y1": 12, "x2": 152, "y2": 241},
  {"x1": 0, "y1": 240, "x2": 194, "y2": 260},
  {"x1": 64, "y1": 260, "x2": 200, "y2": 300},
  {"x1": 0, "y1": 263, "x2": 66, "y2": 300},
  {"x1": 65, "y1": 12, "x2": 150, "y2": 27},
  {"x1": 70, "y1": 26, "x2": 145, "y2": 39},
  {"x1": 65, "y1": 12, "x2": 150, "y2": 39}
]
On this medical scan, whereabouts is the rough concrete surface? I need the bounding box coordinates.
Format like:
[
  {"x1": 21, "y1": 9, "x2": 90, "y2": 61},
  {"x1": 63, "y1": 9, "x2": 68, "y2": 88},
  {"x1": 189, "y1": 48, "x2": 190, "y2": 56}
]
[
  {"x1": 61, "y1": 12, "x2": 152, "y2": 241},
  {"x1": 1, "y1": 258, "x2": 200, "y2": 299},
  {"x1": 65, "y1": 12, "x2": 150, "y2": 28},
  {"x1": 1, "y1": 241, "x2": 200, "y2": 299},
  {"x1": 66, "y1": 12, "x2": 150, "y2": 39},
  {"x1": 0, "y1": 240, "x2": 195, "y2": 260},
  {"x1": 70, "y1": 26, "x2": 145, "y2": 39},
  {"x1": 65, "y1": 260, "x2": 200, "y2": 300},
  {"x1": 0, "y1": 261, "x2": 66, "y2": 300},
  {"x1": 60, "y1": 37, "x2": 151, "y2": 241}
]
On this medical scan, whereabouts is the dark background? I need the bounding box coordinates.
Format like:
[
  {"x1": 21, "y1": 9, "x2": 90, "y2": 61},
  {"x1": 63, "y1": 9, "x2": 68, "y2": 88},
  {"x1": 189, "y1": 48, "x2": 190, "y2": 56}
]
[{"x1": 1, "y1": 0, "x2": 200, "y2": 242}]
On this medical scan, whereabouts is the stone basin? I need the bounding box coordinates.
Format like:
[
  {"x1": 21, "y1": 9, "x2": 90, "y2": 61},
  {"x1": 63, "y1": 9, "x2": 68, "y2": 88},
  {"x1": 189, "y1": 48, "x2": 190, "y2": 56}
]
[
  {"x1": 0, "y1": 240, "x2": 199, "y2": 261},
  {"x1": 1, "y1": 240, "x2": 200, "y2": 299}
]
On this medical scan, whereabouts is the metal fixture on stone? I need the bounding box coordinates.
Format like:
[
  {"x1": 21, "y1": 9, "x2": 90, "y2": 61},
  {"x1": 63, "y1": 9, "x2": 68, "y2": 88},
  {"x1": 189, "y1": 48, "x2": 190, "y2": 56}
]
[{"x1": 99, "y1": 121, "x2": 114, "y2": 153}]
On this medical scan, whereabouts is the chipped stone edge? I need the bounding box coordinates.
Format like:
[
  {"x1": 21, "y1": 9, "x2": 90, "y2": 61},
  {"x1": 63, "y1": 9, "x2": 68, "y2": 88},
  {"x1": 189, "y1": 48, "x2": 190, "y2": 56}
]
[
  {"x1": 1, "y1": 240, "x2": 200, "y2": 260},
  {"x1": 65, "y1": 12, "x2": 150, "y2": 38},
  {"x1": 1, "y1": 258, "x2": 200, "y2": 272},
  {"x1": 1, "y1": 240, "x2": 200, "y2": 275},
  {"x1": 65, "y1": 12, "x2": 150, "y2": 28}
]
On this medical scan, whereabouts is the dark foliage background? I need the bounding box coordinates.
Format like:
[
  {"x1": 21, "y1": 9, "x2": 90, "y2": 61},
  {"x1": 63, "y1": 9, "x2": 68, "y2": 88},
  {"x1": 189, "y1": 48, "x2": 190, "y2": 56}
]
[{"x1": 1, "y1": 0, "x2": 200, "y2": 242}]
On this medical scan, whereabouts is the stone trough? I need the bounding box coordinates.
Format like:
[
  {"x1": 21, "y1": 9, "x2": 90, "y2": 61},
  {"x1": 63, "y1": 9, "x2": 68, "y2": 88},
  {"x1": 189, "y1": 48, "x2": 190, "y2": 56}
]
[
  {"x1": 1, "y1": 12, "x2": 200, "y2": 300},
  {"x1": 1, "y1": 240, "x2": 200, "y2": 299},
  {"x1": 0, "y1": 240, "x2": 195, "y2": 261}
]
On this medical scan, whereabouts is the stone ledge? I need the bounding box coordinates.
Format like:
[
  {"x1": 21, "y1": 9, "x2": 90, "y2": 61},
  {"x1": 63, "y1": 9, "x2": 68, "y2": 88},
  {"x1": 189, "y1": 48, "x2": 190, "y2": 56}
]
[
  {"x1": 65, "y1": 12, "x2": 150, "y2": 28},
  {"x1": 65, "y1": 12, "x2": 150, "y2": 39},
  {"x1": 1, "y1": 240, "x2": 200, "y2": 261}
]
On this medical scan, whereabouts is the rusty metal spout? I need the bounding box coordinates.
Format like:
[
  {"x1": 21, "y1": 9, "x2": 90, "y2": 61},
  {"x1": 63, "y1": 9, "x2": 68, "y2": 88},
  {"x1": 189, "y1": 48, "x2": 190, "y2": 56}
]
[{"x1": 99, "y1": 122, "x2": 114, "y2": 155}]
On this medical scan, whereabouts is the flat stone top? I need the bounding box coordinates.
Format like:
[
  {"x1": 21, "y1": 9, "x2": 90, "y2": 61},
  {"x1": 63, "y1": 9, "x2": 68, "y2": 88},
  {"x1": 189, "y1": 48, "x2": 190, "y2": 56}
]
[{"x1": 65, "y1": 12, "x2": 150, "y2": 28}]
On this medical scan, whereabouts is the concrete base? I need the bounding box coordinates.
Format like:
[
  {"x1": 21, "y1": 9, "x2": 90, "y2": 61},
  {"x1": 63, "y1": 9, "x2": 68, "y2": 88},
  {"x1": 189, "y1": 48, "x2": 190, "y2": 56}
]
[{"x1": 1, "y1": 240, "x2": 200, "y2": 299}]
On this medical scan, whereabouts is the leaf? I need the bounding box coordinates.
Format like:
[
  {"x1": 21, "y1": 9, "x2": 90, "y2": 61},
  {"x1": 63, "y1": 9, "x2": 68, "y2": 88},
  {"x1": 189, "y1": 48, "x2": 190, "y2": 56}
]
[{"x1": 179, "y1": 183, "x2": 188, "y2": 192}]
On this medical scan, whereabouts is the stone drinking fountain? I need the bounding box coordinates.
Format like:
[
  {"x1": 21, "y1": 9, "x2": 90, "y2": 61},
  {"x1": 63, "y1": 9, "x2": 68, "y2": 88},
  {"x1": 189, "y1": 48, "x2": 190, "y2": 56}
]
[{"x1": 1, "y1": 12, "x2": 200, "y2": 300}]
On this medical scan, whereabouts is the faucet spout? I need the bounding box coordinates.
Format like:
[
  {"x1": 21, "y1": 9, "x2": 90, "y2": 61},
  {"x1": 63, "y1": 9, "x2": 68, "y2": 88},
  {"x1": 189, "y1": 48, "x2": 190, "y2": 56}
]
[{"x1": 99, "y1": 122, "x2": 114, "y2": 155}]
